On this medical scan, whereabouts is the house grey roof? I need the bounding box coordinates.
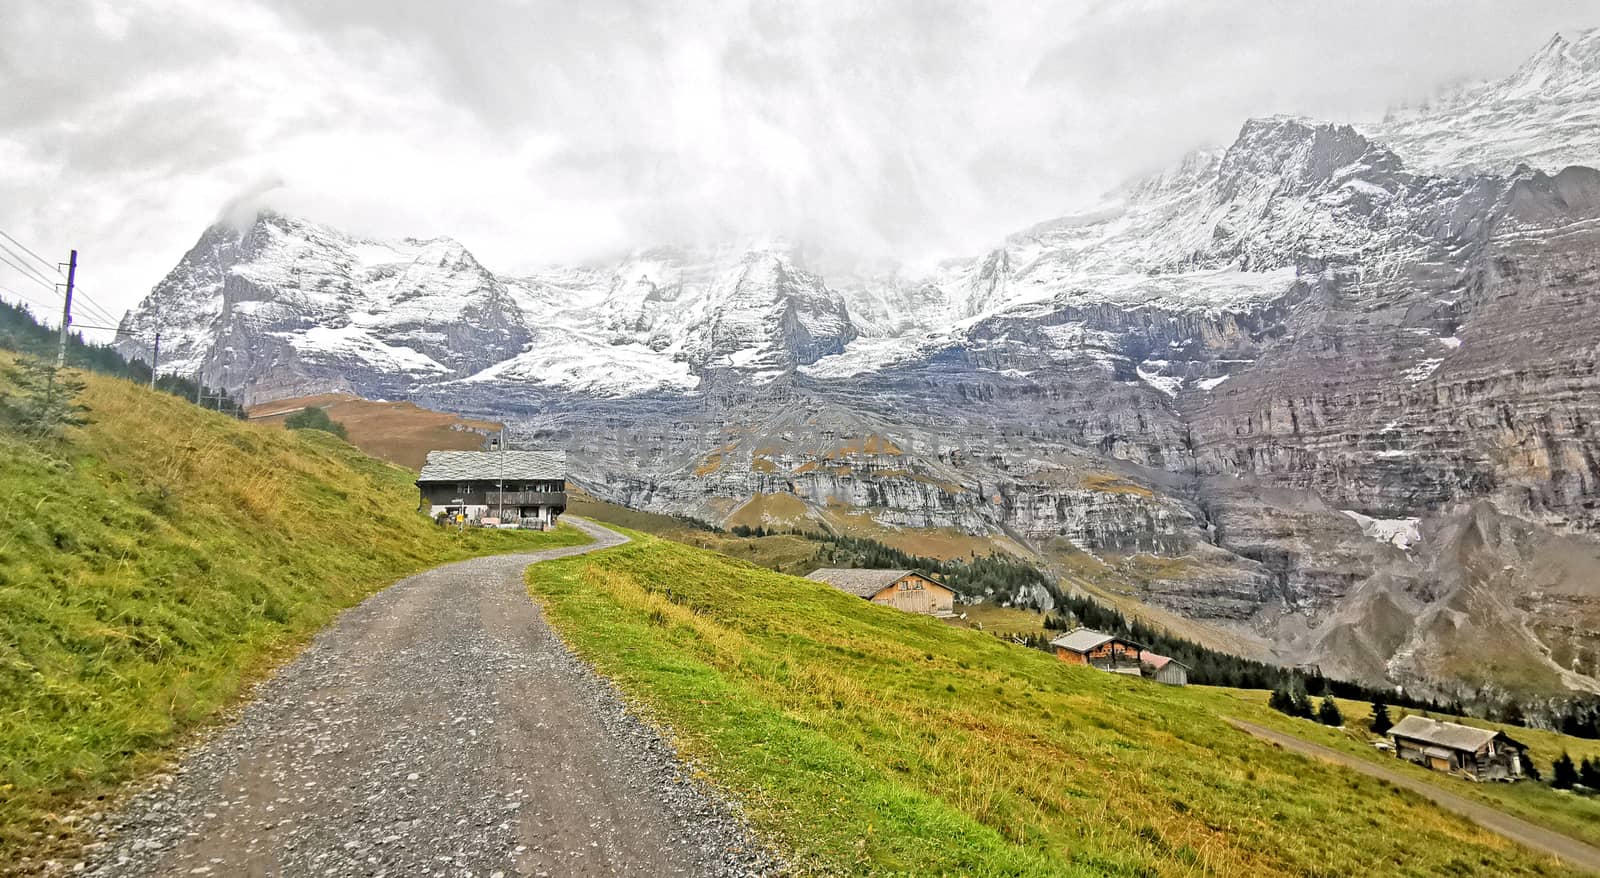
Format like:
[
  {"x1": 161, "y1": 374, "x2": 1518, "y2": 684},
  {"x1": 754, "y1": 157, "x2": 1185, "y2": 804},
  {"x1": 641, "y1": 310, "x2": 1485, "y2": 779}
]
[
  {"x1": 417, "y1": 450, "x2": 566, "y2": 483},
  {"x1": 805, "y1": 568, "x2": 927, "y2": 598},
  {"x1": 1388, "y1": 715, "x2": 1501, "y2": 752},
  {"x1": 1049, "y1": 627, "x2": 1140, "y2": 653}
]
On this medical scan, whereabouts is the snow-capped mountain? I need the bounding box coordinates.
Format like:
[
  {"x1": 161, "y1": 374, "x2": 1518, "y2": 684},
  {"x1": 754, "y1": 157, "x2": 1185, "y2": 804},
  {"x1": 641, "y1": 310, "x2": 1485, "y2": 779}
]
[
  {"x1": 119, "y1": 30, "x2": 1600, "y2": 701},
  {"x1": 1369, "y1": 29, "x2": 1600, "y2": 175}
]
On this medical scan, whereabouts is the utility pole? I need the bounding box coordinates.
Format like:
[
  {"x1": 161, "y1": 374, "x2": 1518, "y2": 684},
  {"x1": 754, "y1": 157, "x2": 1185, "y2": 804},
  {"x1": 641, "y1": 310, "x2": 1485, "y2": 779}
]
[
  {"x1": 195, "y1": 369, "x2": 203, "y2": 405},
  {"x1": 55, "y1": 249, "x2": 77, "y2": 368},
  {"x1": 149, "y1": 332, "x2": 161, "y2": 389}
]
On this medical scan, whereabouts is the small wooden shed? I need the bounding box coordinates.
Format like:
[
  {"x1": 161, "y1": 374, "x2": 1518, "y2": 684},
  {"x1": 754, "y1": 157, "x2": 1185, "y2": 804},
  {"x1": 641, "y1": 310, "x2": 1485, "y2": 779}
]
[
  {"x1": 805, "y1": 568, "x2": 955, "y2": 616},
  {"x1": 1138, "y1": 650, "x2": 1189, "y2": 686}
]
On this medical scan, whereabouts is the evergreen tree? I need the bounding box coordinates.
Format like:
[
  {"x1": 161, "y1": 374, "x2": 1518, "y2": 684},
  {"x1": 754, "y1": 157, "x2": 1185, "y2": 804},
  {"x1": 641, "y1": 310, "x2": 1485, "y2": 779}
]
[
  {"x1": 1318, "y1": 693, "x2": 1344, "y2": 727},
  {"x1": 1580, "y1": 756, "x2": 1600, "y2": 790},
  {"x1": 1368, "y1": 699, "x2": 1393, "y2": 735},
  {"x1": 0, "y1": 357, "x2": 90, "y2": 439},
  {"x1": 1289, "y1": 685, "x2": 1314, "y2": 720},
  {"x1": 1551, "y1": 752, "x2": 1578, "y2": 790},
  {"x1": 1523, "y1": 755, "x2": 1541, "y2": 782},
  {"x1": 1268, "y1": 686, "x2": 1295, "y2": 716}
]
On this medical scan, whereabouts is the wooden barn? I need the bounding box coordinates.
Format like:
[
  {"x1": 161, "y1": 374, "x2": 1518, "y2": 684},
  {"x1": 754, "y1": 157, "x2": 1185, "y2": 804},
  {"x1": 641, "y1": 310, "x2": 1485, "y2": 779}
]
[
  {"x1": 1388, "y1": 715, "x2": 1528, "y2": 782},
  {"x1": 416, "y1": 449, "x2": 566, "y2": 529},
  {"x1": 1050, "y1": 628, "x2": 1144, "y2": 675},
  {"x1": 1138, "y1": 650, "x2": 1190, "y2": 686},
  {"x1": 805, "y1": 568, "x2": 955, "y2": 616}
]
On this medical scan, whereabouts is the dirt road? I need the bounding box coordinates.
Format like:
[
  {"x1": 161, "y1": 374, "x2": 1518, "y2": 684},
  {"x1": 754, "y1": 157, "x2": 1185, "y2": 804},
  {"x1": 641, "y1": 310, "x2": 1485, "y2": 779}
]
[
  {"x1": 1228, "y1": 718, "x2": 1600, "y2": 874},
  {"x1": 82, "y1": 518, "x2": 772, "y2": 877}
]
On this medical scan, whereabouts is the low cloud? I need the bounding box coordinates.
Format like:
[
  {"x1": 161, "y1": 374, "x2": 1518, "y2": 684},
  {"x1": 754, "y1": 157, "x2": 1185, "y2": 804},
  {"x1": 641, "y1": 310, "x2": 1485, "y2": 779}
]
[{"x1": 0, "y1": 0, "x2": 1592, "y2": 328}]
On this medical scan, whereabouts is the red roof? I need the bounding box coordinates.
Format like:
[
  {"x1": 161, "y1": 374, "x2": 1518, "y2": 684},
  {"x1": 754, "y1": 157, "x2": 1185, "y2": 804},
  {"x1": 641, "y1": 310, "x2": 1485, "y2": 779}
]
[{"x1": 1139, "y1": 650, "x2": 1188, "y2": 670}]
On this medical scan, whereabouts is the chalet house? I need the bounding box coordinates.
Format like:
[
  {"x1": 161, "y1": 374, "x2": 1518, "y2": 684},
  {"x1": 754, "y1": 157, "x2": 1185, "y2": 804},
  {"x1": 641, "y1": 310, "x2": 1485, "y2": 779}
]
[
  {"x1": 1051, "y1": 628, "x2": 1144, "y2": 675},
  {"x1": 1388, "y1": 715, "x2": 1528, "y2": 782},
  {"x1": 1138, "y1": 650, "x2": 1190, "y2": 686},
  {"x1": 417, "y1": 449, "x2": 566, "y2": 529},
  {"x1": 805, "y1": 568, "x2": 955, "y2": 616}
]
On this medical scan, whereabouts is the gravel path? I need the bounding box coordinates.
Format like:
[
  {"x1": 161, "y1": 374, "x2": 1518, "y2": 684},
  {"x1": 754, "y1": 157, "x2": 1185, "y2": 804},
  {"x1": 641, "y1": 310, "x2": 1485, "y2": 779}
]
[
  {"x1": 74, "y1": 518, "x2": 776, "y2": 878},
  {"x1": 1227, "y1": 718, "x2": 1600, "y2": 873}
]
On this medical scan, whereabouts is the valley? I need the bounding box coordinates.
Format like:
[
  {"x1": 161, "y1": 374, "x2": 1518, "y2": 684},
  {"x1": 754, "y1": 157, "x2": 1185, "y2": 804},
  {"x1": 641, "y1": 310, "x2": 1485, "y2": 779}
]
[{"x1": 112, "y1": 32, "x2": 1600, "y2": 704}]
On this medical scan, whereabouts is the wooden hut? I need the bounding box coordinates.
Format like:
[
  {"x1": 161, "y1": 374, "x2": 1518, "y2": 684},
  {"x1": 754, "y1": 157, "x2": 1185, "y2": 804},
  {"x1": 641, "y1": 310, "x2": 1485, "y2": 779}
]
[
  {"x1": 1050, "y1": 628, "x2": 1144, "y2": 674},
  {"x1": 1139, "y1": 650, "x2": 1190, "y2": 686},
  {"x1": 805, "y1": 568, "x2": 955, "y2": 616},
  {"x1": 1388, "y1": 715, "x2": 1528, "y2": 781}
]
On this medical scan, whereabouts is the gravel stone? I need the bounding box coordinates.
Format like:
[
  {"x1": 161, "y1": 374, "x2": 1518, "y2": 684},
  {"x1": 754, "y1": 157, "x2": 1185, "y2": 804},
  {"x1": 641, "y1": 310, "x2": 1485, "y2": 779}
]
[{"x1": 70, "y1": 518, "x2": 780, "y2": 877}]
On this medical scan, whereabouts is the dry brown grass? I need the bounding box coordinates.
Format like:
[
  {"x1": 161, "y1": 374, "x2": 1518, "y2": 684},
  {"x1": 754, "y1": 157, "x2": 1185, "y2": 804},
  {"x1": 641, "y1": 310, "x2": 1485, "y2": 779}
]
[
  {"x1": 247, "y1": 393, "x2": 500, "y2": 470},
  {"x1": 1079, "y1": 472, "x2": 1156, "y2": 497}
]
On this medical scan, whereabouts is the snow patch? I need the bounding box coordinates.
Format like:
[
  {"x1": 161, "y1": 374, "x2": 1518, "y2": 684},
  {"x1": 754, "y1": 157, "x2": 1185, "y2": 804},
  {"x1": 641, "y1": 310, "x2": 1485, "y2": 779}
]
[
  {"x1": 1403, "y1": 358, "x2": 1444, "y2": 383},
  {"x1": 1136, "y1": 360, "x2": 1183, "y2": 397},
  {"x1": 1342, "y1": 510, "x2": 1422, "y2": 550}
]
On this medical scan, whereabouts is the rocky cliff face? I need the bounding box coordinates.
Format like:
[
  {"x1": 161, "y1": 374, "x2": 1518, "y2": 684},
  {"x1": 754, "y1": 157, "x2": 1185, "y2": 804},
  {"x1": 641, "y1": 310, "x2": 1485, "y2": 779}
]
[{"x1": 119, "y1": 31, "x2": 1600, "y2": 700}]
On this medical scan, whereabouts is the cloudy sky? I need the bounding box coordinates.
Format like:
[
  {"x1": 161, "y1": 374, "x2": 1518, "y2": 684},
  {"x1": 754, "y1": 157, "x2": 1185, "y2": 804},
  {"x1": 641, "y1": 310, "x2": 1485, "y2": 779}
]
[{"x1": 1, "y1": 0, "x2": 1593, "y2": 335}]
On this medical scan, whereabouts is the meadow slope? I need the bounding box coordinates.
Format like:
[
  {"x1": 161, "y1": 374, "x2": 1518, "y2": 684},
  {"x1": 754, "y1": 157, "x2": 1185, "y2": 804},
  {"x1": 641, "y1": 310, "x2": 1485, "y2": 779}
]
[
  {"x1": 0, "y1": 361, "x2": 587, "y2": 867},
  {"x1": 529, "y1": 533, "x2": 1586, "y2": 877}
]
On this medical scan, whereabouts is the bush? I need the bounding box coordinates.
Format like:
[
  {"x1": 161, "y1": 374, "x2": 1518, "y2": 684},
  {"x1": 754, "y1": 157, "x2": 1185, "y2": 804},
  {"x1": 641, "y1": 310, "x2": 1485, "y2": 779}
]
[{"x1": 284, "y1": 405, "x2": 347, "y2": 439}]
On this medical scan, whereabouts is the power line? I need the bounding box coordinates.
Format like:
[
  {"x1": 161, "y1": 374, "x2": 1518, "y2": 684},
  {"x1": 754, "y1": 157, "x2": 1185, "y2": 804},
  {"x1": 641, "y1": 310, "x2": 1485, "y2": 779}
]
[
  {"x1": 0, "y1": 229, "x2": 122, "y2": 326},
  {"x1": 0, "y1": 229, "x2": 64, "y2": 277},
  {"x1": 70, "y1": 292, "x2": 122, "y2": 327},
  {"x1": 0, "y1": 250, "x2": 58, "y2": 291},
  {"x1": 0, "y1": 285, "x2": 58, "y2": 312},
  {"x1": 0, "y1": 238, "x2": 62, "y2": 287}
]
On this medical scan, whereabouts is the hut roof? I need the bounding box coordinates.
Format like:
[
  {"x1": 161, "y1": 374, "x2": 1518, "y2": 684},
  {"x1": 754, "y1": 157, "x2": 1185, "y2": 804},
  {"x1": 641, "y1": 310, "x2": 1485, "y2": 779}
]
[
  {"x1": 1138, "y1": 650, "x2": 1189, "y2": 670},
  {"x1": 417, "y1": 450, "x2": 566, "y2": 483},
  {"x1": 805, "y1": 568, "x2": 929, "y2": 598},
  {"x1": 1049, "y1": 627, "x2": 1142, "y2": 654},
  {"x1": 1388, "y1": 715, "x2": 1507, "y2": 753}
]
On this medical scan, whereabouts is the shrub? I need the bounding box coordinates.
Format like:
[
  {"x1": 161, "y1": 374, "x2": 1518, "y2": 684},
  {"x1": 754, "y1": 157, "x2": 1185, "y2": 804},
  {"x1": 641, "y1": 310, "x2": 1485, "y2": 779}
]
[{"x1": 284, "y1": 405, "x2": 348, "y2": 439}]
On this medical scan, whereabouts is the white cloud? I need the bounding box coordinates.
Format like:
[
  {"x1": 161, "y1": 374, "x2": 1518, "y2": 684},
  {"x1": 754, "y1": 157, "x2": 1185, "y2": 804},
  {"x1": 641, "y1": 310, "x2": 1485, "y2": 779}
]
[{"x1": 0, "y1": 0, "x2": 1593, "y2": 336}]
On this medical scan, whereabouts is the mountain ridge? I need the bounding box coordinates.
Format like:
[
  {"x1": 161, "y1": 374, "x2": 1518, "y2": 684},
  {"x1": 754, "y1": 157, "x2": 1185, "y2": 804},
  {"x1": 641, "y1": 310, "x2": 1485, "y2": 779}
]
[{"x1": 116, "y1": 30, "x2": 1600, "y2": 703}]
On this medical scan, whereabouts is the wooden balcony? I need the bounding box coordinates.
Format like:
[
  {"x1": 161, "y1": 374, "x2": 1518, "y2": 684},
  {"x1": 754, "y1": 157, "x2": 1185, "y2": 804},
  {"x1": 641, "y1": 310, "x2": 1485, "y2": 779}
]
[{"x1": 428, "y1": 491, "x2": 567, "y2": 507}]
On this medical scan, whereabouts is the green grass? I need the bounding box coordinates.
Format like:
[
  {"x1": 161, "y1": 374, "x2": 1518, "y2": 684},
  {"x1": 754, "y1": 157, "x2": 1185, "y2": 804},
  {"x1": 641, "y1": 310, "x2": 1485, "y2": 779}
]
[
  {"x1": 529, "y1": 532, "x2": 1584, "y2": 877},
  {"x1": 0, "y1": 363, "x2": 588, "y2": 865},
  {"x1": 1212, "y1": 689, "x2": 1600, "y2": 851}
]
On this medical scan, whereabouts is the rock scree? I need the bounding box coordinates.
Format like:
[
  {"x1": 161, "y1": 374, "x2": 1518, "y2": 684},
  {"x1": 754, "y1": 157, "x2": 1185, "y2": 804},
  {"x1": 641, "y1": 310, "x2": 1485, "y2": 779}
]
[{"x1": 75, "y1": 517, "x2": 777, "y2": 877}]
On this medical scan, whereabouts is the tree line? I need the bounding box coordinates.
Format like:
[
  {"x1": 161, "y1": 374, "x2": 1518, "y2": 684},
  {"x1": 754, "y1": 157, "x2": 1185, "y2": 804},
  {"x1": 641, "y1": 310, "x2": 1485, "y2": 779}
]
[
  {"x1": 754, "y1": 520, "x2": 1600, "y2": 737},
  {"x1": 0, "y1": 300, "x2": 242, "y2": 416}
]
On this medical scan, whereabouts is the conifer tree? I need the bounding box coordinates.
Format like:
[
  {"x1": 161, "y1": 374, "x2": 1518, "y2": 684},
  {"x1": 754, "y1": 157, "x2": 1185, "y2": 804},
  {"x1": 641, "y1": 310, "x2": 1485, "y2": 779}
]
[
  {"x1": 1580, "y1": 756, "x2": 1600, "y2": 790},
  {"x1": 1318, "y1": 693, "x2": 1344, "y2": 727},
  {"x1": 0, "y1": 357, "x2": 90, "y2": 440},
  {"x1": 1368, "y1": 699, "x2": 1393, "y2": 735},
  {"x1": 1552, "y1": 752, "x2": 1578, "y2": 790}
]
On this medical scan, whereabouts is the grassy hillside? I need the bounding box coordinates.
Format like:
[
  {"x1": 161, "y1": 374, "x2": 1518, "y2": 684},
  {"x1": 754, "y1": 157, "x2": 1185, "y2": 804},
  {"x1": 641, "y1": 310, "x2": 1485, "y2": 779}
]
[
  {"x1": 1217, "y1": 690, "x2": 1600, "y2": 850},
  {"x1": 0, "y1": 361, "x2": 587, "y2": 864},
  {"x1": 569, "y1": 490, "x2": 825, "y2": 575},
  {"x1": 528, "y1": 533, "x2": 1585, "y2": 877},
  {"x1": 247, "y1": 392, "x2": 502, "y2": 469}
]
